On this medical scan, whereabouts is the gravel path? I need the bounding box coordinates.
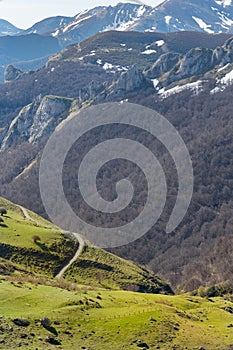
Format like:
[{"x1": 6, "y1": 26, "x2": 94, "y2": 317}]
[{"x1": 19, "y1": 205, "x2": 85, "y2": 279}]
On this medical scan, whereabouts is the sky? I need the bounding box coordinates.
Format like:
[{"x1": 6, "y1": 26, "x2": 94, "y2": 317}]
[{"x1": 0, "y1": 0, "x2": 164, "y2": 29}]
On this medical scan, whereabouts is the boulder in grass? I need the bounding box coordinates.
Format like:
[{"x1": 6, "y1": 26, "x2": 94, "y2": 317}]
[
  {"x1": 40, "y1": 317, "x2": 51, "y2": 327},
  {"x1": 46, "y1": 336, "x2": 61, "y2": 345},
  {"x1": 0, "y1": 208, "x2": 7, "y2": 216},
  {"x1": 12, "y1": 319, "x2": 30, "y2": 327},
  {"x1": 137, "y1": 343, "x2": 149, "y2": 349}
]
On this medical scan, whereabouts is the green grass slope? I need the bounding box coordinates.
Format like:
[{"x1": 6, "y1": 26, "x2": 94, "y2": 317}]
[
  {"x1": 0, "y1": 196, "x2": 171, "y2": 293},
  {"x1": 0, "y1": 197, "x2": 77, "y2": 278},
  {"x1": 0, "y1": 197, "x2": 232, "y2": 349},
  {"x1": 0, "y1": 278, "x2": 232, "y2": 349}
]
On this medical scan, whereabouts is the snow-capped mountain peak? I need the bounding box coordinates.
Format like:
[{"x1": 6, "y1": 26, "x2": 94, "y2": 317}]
[
  {"x1": 50, "y1": 3, "x2": 153, "y2": 46},
  {"x1": 47, "y1": 1, "x2": 233, "y2": 47}
]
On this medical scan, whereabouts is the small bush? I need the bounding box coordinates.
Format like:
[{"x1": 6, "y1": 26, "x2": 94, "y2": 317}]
[
  {"x1": 32, "y1": 235, "x2": 41, "y2": 244},
  {"x1": 0, "y1": 208, "x2": 7, "y2": 216}
]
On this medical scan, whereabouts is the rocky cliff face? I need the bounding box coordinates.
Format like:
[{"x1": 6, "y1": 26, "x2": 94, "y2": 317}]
[
  {"x1": 145, "y1": 36, "x2": 233, "y2": 89},
  {"x1": 4, "y1": 65, "x2": 34, "y2": 82},
  {"x1": 0, "y1": 65, "x2": 150, "y2": 150},
  {"x1": 77, "y1": 80, "x2": 106, "y2": 108},
  {"x1": 3, "y1": 32, "x2": 233, "y2": 152},
  {"x1": 114, "y1": 65, "x2": 146, "y2": 93},
  {"x1": 4, "y1": 65, "x2": 23, "y2": 82},
  {"x1": 95, "y1": 65, "x2": 149, "y2": 102},
  {"x1": 145, "y1": 52, "x2": 181, "y2": 79},
  {"x1": 164, "y1": 48, "x2": 214, "y2": 85},
  {"x1": 1, "y1": 95, "x2": 74, "y2": 149}
]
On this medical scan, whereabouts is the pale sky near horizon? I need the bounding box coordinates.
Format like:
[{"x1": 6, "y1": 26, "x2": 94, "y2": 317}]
[{"x1": 0, "y1": 0, "x2": 164, "y2": 29}]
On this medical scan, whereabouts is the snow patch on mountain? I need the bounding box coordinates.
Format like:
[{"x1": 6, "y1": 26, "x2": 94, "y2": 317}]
[
  {"x1": 220, "y1": 68, "x2": 233, "y2": 84},
  {"x1": 156, "y1": 40, "x2": 165, "y2": 47},
  {"x1": 211, "y1": 66, "x2": 233, "y2": 93},
  {"x1": 151, "y1": 78, "x2": 159, "y2": 89},
  {"x1": 141, "y1": 49, "x2": 157, "y2": 55},
  {"x1": 158, "y1": 80, "x2": 203, "y2": 99},
  {"x1": 192, "y1": 16, "x2": 214, "y2": 34},
  {"x1": 62, "y1": 15, "x2": 93, "y2": 33},
  {"x1": 165, "y1": 16, "x2": 172, "y2": 25},
  {"x1": 218, "y1": 12, "x2": 233, "y2": 28},
  {"x1": 215, "y1": 0, "x2": 232, "y2": 7},
  {"x1": 103, "y1": 5, "x2": 150, "y2": 32},
  {"x1": 102, "y1": 62, "x2": 128, "y2": 73},
  {"x1": 137, "y1": 5, "x2": 147, "y2": 17},
  {"x1": 218, "y1": 63, "x2": 230, "y2": 72}
]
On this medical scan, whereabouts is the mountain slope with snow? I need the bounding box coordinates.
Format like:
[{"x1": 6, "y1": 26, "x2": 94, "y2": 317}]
[
  {"x1": 141, "y1": 0, "x2": 233, "y2": 34},
  {"x1": 1, "y1": 1, "x2": 233, "y2": 77},
  {"x1": 23, "y1": 16, "x2": 74, "y2": 35},
  {"x1": 52, "y1": 3, "x2": 152, "y2": 47},
  {"x1": 2, "y1": 1, "x2": 233, "y2": 43},
  {"x1": 50, "y1": 0, "x2": 233, "y2": 46}
]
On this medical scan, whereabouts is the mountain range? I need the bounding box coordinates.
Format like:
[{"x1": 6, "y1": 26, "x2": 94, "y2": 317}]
[
  {"x1": 4, "y1": 0, "x2": 233, "y2": 39},
  {"x1": 0, "y1": 26, "x2": 233, "y2": 291},
  {"x1": 2, "y1": 0, "x2": 233, "y2": 81},
  {"x1": 0, "y1": 2, "x2": 233, "y2": 348}
]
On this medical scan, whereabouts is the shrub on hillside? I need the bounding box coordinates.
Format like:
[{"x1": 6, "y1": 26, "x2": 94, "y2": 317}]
[{"x1": 32, "y1": 235, "x2": 41, "y2": 244}]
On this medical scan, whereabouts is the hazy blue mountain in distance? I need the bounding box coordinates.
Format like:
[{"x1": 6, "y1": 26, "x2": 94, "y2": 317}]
[
  {"x1": 0, "y1": 34, "x2": 60, "y2": 81},
  {"x1": 0, "y1": 19, "x2": 22, "y2": 36}
]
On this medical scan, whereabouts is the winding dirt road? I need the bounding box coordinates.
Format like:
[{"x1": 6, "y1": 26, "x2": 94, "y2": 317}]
[
  {"x1": 19, "y1": 205, "x2": 85, "y2": 279},
  {"x1": 55, "y1": 233, "x2": 85, "y2": 279}
]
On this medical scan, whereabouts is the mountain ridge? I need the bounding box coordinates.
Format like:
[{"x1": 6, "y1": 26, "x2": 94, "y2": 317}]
[{"x1": 1, "y1": 1, "x2": 233, "y2": 81}]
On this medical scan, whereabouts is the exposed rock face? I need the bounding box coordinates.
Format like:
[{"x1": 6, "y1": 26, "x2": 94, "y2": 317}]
[
  {"x1": 165, "y1": 48, "x2": 213, "y2": 85},
  {"x1": 150, "y1": 37, "x2": 233, "y2": 88},
  {"x1": 115, "y1": 65, "x2": 146, "y2": 93},
  {"x1": 95, "y1": 65, "x2": 148, "y2": 102},
  {"x1": 1, "y1": 95, "x2": 74, "y2": 149},
  {"x1": 77, "y1": 80, "x2": 106, "y2": 107},
  {"x1": 4, "y1": 64, "x2": 34, "y2": 82},
  {"x1": 220, "y1": 37, "x2": 233, "y2": 65},
  {"x1": 145, "y1": 52, "x2": 181, "y2": 79},
  {"x1": 4, "y1": 65, "x2": 23, "y2": 82}
]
